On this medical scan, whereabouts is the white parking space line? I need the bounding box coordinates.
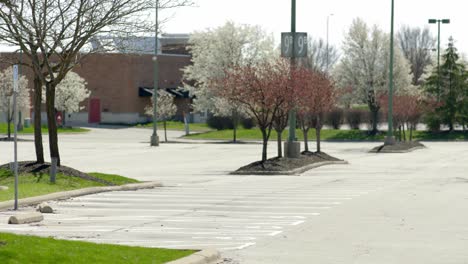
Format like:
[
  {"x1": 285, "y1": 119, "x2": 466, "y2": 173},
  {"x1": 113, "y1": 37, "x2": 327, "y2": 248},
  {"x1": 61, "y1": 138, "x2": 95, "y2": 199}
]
[{"x1": 0, "y1": 167, "x2": 390, "y2": 251}]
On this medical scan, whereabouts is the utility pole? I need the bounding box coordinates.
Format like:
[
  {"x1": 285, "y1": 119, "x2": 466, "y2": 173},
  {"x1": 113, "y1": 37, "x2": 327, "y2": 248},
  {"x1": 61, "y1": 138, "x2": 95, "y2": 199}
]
[
  {"x1": 385, "y1": 0, "x2": 395, "y2": 145},
  {"x1": 151, "y1": 0, "x2": 160, "y2": 146}
]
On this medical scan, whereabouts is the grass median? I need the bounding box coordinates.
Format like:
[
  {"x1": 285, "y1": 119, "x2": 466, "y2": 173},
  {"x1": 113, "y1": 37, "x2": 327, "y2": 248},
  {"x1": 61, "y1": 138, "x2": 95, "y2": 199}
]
[
  {"x1": 0, "y1": 232, "x2": 195, "y2": 264},
  {"x1": 0, "y1": 123, "x2": 89, "y2": 135},
  {"x1": 0, "y1": 169, "x2": 139, "y2": 202},
  {"x1": 184, "y1": 128, "x2": 468, "y2": 141}
]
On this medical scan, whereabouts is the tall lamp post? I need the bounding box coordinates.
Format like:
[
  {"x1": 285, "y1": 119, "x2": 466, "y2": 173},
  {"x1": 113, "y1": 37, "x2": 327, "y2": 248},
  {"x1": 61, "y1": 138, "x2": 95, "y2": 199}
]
[
  {"x1": 326, "y1": 13, "x2": 334, "y2": 73},
  {"x1": 285, "y1": 0, "x2": 301, "y2": 158},
  {"x1": 428, "y1": 18, "x2": 450, "y2": 101},
  {"x1": 151, "y1": 0, "x2": 160, "y2": 146},
  {"x1": 385, "y1": 0, "x2": 395, "y2": 145}
]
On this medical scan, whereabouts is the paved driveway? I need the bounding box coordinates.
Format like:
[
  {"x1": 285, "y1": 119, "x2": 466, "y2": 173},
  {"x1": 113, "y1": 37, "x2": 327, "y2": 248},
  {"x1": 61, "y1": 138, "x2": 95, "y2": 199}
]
[{"x1": 1, "y1": 128, "x2": 468, "y2": 264}]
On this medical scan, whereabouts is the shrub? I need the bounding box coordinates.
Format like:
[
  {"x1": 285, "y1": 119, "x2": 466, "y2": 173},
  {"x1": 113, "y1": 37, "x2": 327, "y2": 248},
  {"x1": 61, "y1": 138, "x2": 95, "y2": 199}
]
[
  {"x1": 326, "y1": 108, "x2": 344, "y2": 129},
  {"x1": 207, "y1": 116, "x2": 234, "y2": 130},
  {"x1": 241, "y1": 117, "x2": 256, "y2": 129},
  {"x1": 346, "y1": 109, "x2": 364, "y2": 130},
  {"x1": 424, "y1": 113, "x2": 441, "y2": 132}
]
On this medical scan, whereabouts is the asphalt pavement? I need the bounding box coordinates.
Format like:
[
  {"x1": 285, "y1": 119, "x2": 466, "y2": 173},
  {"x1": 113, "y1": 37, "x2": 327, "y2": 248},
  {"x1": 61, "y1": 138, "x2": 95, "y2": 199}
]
[{"x1": 1, "y1": 127, "x2": 467, "y2": 264}]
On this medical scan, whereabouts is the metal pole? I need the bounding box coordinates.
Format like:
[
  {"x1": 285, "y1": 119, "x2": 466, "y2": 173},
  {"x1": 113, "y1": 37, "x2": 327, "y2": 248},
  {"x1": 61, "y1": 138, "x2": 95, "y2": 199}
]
[
  {"x1": 437, "y1": 20, "x2": 441, "y2": 101},
  {"x1": 13, "y1": 65, "x2": 19, "y2": 210},
  {"x1": 287, "y1": 0, "x2": 297, "y2": 143},
  {"x1": 326, "y1": 15, "x2": 330, "y2": 73},
  {"x1": 385, "y1": 0, "x2": 395, "y2": 145},
  {"x1": 151, "y1": 0, "x2": 160, "y2": 146}
]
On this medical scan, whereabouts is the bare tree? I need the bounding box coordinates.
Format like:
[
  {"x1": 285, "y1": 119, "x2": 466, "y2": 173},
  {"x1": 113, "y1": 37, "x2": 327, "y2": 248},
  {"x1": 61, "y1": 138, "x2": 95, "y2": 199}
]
[
  {"x1": 397, "y1": 26, "x2": 436, "y2": 85},
  {"x1": 301, "y1": 37, "x2": 339, "y2": 73},
  {"x1": 0, "y1": 0, "x2": 192, "y2": 165}
]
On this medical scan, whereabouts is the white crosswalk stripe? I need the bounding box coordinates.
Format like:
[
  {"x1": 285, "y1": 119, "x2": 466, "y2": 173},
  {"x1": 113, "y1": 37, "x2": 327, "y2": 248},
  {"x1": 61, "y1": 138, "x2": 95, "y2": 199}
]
[{"x1": 0, "y1": 176, "x2": 397, "y2": 251}]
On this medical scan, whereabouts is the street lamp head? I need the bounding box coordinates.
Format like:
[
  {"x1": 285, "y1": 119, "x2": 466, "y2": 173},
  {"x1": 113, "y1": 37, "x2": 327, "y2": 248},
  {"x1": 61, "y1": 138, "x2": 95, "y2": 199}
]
[
  {"x1": 428, "y1": 19, "x2": 437, "y2": 24},
  {"x1": 442, "y1": 19, "x2": 450, "y2": 24}
]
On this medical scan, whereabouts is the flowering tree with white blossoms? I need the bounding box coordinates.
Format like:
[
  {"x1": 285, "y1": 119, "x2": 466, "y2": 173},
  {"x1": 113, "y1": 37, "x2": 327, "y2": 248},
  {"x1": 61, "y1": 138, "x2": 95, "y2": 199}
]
[
  {"x1": 146, "y1": 90, "x2": 177, "y2": 142},
  {"x1": 333, "y1": 18, "x2": 413, "y2": 134},
  {"x1": 54, "y1": 72, "x2": 90, "y2": 126},
  {"x1": 183, "y1": 22, "x2": 275, "y2": 142},
  {"x1": 0, "y1": 67, "x2": 29, "y2": 139}
]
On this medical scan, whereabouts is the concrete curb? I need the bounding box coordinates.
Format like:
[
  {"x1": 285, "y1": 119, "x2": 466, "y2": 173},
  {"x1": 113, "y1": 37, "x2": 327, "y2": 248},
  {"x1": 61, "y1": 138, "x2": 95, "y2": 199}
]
[
  {"x1": 0, "y1": 181, "x2": 162, "y2": 211},
  {"x1": 231, "y1": 160, "x2": 349, "y2": 176},
  {"x1": 369, "y1": 146, "x2": 426, "y2": 153},
  {"x1": 166, "y1": 249, "x2": 220, "y2": 264}
]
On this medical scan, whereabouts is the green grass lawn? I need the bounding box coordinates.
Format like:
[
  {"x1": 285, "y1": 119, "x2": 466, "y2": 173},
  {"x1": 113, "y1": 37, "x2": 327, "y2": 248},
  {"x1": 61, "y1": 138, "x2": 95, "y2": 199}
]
[
  {"x1": 0, "y1": 170, "x2": 139, "y2": 202},
  {"x1": 184, "y1": 128, "x2": 384, "y2": 141},
  {"x1": 137, "y1": 121, "x2": 212, "y2": 132},
  {"x1": 0, "y1": 232, "x2": 194, "y2": 264},
  {"x1": 184, "y1": 128, "x2": 468, "y2": 141},
  {"x1": 0, "y1": 123, "x2": 89, "y2": 135}
]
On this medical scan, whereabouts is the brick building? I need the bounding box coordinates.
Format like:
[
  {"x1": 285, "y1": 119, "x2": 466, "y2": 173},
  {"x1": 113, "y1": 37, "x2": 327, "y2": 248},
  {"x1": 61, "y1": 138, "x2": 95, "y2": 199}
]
[
  {"x1": 1, "y1": 34, "x2": 199, "y2": 125},
  {"x1": 68, "y1": 52, "x2": 192, "y2": 125}
]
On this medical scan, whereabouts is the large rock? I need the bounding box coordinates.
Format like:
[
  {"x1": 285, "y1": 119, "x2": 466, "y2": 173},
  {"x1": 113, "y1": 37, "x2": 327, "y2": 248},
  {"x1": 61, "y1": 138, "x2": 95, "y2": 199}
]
[{"x1": 37, "y1": 203, "x2": 54, "y2": 214}]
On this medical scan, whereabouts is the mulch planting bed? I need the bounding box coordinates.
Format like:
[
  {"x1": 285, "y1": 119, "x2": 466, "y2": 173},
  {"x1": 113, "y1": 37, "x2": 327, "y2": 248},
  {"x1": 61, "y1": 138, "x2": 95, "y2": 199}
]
[
  {"x1": 0, "y1": 161, "x2": 114, "y2": 186},
  {"x1": 370, "y1": 141, "x2": 426, "y2": 153},
  {"x1": 235, "y1": 152, "x2": 343, "y2": 173}
]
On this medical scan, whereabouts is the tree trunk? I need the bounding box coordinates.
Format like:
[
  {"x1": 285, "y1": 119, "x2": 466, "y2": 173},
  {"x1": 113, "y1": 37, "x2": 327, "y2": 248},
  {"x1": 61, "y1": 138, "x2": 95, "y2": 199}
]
[
  {"x1": 371, "y1": 109, "x2": 379, "y2": 135},
  {"x1": 164, "y1": 120, "x2": 168, "y2": 142},
  {"x1": 277, "y1": 130, "x2": 283, "y2": 158},
  {"x1": 232, "y1": 111, "x2": 238, "y2": 143},
  {"x1": 302, "y1": 129, "x2": 309, "y2": 152},
  {"x1": 233, "y1": 125, "x2": 237, "y2": 143},
  {"x1": 402, "y1": 124, "x2": 407, "y2": 141},
  {"x1": 409, "y1": 123, "x2": 414, "y2": 141},
  {"x1": 7, "y1": 102, "x2": 11, "y2": 139},
  {"x1": 45, "y1": 84, "x2": 61, "y2": 166},
  {"x1": 398, "y1": 126, "x2": 402, "y2": 142},
  {"x1": 261, "y1": 129, "x2": 268, "y2": 162},
  {"x1": 33, "y1": 77, "x2": 44, "y2": 164},
  {"x1": 316, "y1": 116, "x2": 322, "y2": 153}
]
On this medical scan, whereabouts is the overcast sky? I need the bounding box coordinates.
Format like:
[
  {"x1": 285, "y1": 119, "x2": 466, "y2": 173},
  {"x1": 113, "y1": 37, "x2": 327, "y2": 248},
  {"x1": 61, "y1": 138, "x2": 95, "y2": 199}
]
[{"x1": 161, "y1": 0, "x2": 467, "y2": 55}]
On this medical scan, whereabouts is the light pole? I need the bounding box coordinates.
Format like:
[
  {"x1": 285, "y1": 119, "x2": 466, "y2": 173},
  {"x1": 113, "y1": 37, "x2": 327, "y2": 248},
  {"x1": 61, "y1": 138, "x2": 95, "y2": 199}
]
[
  {"x1": 428, "y1": 18, "x2": 450, "y2": 101},
  {"x1": 151, "y1": 0, "x2": 160, "y2": 146},
  {"x1": 285, "y1": 0, "x2": 301, "y2": 158},
  {"x1": 385, "y1": 0, "x2": 395, "y2": 145},
  {"x1": 326, "y1": 13, "x2": 334, "y2": 73}
]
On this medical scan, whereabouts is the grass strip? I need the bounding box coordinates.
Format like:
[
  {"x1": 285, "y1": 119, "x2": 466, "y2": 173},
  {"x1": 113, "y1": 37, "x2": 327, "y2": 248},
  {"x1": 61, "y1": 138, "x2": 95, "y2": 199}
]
[
  {"x1": 0, "y1": 232, "x2": 195, "y2": 264},
  {"x1": 0, "y1": 170, "x2": 139, "y2": 202}
]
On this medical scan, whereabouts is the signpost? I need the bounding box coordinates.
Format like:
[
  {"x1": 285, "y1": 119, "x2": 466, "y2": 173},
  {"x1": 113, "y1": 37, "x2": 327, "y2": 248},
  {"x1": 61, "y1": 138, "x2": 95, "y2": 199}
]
[
  {"x1": 281, "y1": 0, "x2": 307, "y2": 158},
  {"x1": 13, "y1": 65, "x2": 19, "y2": 210},
  {"x1": 281, "y1": 32, "x2": 308, "y2": 58}
]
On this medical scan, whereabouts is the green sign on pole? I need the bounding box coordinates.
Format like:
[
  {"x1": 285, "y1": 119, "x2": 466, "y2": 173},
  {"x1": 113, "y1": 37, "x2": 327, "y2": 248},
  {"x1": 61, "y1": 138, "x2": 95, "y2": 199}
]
[{"x1": 281, "y1": 32, "x2": 308, "y2": 58}]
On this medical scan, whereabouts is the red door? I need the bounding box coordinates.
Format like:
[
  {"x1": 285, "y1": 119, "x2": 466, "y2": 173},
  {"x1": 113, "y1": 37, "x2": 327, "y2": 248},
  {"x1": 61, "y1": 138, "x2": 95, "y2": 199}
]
[{"x1": 89, "y1": 98, "x2": 101, "y2": 123}]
